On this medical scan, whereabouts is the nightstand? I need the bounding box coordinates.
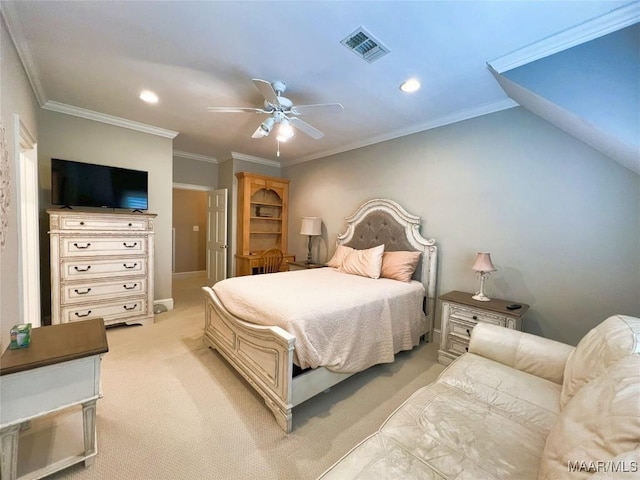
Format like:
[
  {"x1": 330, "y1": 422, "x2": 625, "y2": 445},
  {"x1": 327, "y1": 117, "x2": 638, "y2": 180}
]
[
  {"x1": 288, "y1": 261, "x2": 326, "y2": 271},
  {"x1": 438, "y1": 290, "x2": 529, "y2": 365}
]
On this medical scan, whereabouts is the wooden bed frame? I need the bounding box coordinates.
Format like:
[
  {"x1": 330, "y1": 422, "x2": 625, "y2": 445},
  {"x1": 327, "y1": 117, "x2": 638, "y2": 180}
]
[{"x1": 202, "y1": 198, "x2": 437, "y2": 433}]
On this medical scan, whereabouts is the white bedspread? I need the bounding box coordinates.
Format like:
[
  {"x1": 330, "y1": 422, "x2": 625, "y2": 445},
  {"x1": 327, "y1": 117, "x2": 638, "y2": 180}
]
[{"x1": 212, "y1": 268, "x2": 425, "y2": 373}]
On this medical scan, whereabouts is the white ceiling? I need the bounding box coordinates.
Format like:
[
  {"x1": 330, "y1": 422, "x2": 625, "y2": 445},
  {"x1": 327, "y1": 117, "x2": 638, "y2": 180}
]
[{"x1": 2, "y1": 1, "x2": 632, "y2": 166}]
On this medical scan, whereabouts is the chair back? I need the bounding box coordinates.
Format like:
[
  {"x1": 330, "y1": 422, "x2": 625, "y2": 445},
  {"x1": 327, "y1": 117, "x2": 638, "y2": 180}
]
[{"x1": 261, "y1": 249, "x2": 283, "y2": 274}]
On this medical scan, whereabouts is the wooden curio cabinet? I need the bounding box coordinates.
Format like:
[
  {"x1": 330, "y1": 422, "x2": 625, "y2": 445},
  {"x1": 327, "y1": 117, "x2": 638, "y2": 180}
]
[{"x1": 235, "y1": 172, "x2": 294, "y2": 275}]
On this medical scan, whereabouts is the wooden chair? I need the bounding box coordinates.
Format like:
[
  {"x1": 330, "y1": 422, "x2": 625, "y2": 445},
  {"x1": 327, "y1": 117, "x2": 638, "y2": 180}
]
[{"x1": 260, "y1": 249, "x2": 284, "y2": 274}]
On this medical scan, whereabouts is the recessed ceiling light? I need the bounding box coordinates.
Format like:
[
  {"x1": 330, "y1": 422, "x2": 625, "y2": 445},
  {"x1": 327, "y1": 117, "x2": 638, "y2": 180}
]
[
  {"x1": 400, "y1": 78, "x2": 420, "y2": 93},
  {"x1": 139, "y1": 90, "x2": 159, "y2": 104}
]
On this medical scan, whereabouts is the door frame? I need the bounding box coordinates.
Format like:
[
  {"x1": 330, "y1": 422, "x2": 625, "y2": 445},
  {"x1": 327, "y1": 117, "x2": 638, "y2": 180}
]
[
  {"x1": 172, "y1": 182, "x2": 214, "y2": 277},
  {"x1": 14, "y1": 115, "x2": 40, "y2": 327}
]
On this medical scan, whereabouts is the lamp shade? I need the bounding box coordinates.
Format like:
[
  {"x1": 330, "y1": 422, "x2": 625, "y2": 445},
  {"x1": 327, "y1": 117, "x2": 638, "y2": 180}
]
[
  {"x1": 300, "y1": 217, "x2": 322, "y2": 236},
  {"x1": 472, "y1": 252, "x2": 496, "y2": 273}
]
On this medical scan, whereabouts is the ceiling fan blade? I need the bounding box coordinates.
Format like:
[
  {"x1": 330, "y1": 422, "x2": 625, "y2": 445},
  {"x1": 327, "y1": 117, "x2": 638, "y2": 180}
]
[
  {"x1": 207, "y1": 106, "x2": 266, "y2": 114},
  {"x1": 289, "y1": 117, "x2": 324, "y2": 139},
  {"x1": 252, "y1": 79, "x2": 280, "y2": 107},
  {"x1": 290, "y1": 103, "x2": 344, "y2": 115}
]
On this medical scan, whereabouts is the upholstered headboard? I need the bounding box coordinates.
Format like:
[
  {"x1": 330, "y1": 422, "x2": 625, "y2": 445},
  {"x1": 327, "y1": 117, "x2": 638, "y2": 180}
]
[{"x1": 336, "y1": 199, "x2": 438, "y2": 333}]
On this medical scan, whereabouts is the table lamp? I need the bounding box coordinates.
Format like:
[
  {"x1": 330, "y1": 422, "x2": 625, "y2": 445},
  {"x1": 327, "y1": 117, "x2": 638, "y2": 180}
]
[
  {"x1": 300, "y1": 217, "x2": 322, "y2": 264},
  {"x1": 471, "y1": 252, "x2": 496, "y2": 301}
]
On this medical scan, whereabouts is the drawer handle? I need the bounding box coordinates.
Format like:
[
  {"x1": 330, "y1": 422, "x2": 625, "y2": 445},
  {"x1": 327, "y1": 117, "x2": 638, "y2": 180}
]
[
  {"x1": 75, "y1": 310, "x2": 92, "y2": 318},
  {"x1": 123, "y1": 304, "x2": 138, "y2": 311},
  {"x1": 123, "y1": 242, "x2": 138, "y2": 248},
  {"x1": 128, "y1": 223, "x2": 133, "y2": 227},
  {"x1": 472, "y1": 315, "x2": 478, "y2": 320},
  {"x1": 74, "y1": 242, "x2": 91, "y2": 249},
  {"x1": 465, "y1": 347, "x2": 469, "y2": 352},
  {"x1": 80, "y1": 221, "x2": 85, "y2": 226},
  {"x1": 466, "y1": 329, "x2": 471, "y2": 336},
  {"x1": 74, "y1": 287, "x2": 92, "y2": 295},
  {"x1": 123, "y1": 283, "x2": 138, "y2": 290},
  {"x1": 74, "y1": 265, "x2": 91, "y2": 272},
  {"x1": 123, "y1": 263, "x2": 138, "y2": 269}
]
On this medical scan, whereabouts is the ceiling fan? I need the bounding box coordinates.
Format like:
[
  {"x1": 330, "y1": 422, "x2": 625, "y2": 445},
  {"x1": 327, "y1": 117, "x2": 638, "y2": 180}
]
[{"x1": 208, "y1": 79, "x2": 343, "y2": 143}]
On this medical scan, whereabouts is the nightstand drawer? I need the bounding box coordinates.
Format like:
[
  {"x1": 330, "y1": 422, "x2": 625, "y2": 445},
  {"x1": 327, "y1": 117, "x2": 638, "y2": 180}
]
[
  {"x1": 448, "y1": 317, "x2": 475, "y2": 340},
  {"x1": 446, "y1": 335, "x2": 470, "y2": 356},
  {"x1": 450, "y1": 305, "x2": 506, "y2": 327}
]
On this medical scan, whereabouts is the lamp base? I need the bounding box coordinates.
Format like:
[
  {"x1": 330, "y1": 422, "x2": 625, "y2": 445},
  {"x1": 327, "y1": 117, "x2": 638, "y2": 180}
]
[{"x1": 472, "y1": 293, "x2": 491, "y2": 302}]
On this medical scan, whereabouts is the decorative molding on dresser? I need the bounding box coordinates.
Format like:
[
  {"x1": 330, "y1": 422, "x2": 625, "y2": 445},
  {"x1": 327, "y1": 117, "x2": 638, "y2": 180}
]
[
  {"x1": 48, "y1": 209, "x2": 157, "y2": 327},
  {"x1": 437, "y1": 290, "x2": 529, "y2": 366}
]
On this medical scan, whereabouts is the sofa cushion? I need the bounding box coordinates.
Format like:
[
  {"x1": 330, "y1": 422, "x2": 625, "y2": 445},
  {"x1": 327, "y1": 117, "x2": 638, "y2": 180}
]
[
  {"x1": 561, "y1": 315, "x2": 640, "y2": 407},
  {"x1": 539, "y1": 355, "x2": 640, "y2": 480},
  {"x1": 438, "y1": 353, "x2": 562, "y2": 432},
  {"x1": 379, "y1": 382, "x2": 548, "y2": 479},
  {"x1": 317, "y1": 433, "x2": 446, "y2": 479}
]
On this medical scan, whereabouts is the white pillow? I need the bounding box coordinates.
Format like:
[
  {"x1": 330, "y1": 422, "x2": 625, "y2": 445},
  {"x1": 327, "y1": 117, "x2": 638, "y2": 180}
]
[
  {"x1": 538, "y1": 355, "x2": 640, "y2": 479},
  {"x1": 339, "y1": 244, "x2": 385, "y2": 279},
  {"x1": 326, "y1": 245, "x2": 354, "y2": 269}
]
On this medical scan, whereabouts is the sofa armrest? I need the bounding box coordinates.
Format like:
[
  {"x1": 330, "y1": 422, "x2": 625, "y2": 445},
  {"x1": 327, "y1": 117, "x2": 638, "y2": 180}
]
[{"x1": 468, "y1": 323, "x2": 574, "y2": 385}]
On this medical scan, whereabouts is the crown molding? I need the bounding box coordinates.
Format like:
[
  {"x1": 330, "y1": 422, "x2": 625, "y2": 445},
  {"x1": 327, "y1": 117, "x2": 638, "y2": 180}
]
[
  {"x1": 228, "y1": 151, "x2": 281, "y2": 168},
  {"x1": 172, "y1": 182, "x2": 214, "y2": 191},
  {"x1": 488, "y1": 2, "x2": 640, "y2": 73},
  {"x1": 1, "y1": 2, "x2": 47, "y2": 106},
  {"x1": 285, "y1": 98, "x2": 517, "y2": 166},
  {"x1": 42, "y1": 101, "x2": 179, "y2": 139},
  {"x1": 173, "y1": 150, "x2": 217, "y2": 163}
]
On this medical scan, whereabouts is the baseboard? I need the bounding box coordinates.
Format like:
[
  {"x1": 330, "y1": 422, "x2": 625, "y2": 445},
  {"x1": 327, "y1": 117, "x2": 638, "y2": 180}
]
[
  {"x1": 154, "y1": 298, "x2": 174, "y2": 312},
  {"x1": 172, "y1": 270, "x2": 206, "y2": 279}
]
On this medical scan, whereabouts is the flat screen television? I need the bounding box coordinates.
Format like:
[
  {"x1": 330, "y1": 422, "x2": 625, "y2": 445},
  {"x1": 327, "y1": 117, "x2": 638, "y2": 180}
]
[{"x1": 51, "y1": 158, "x2": 148, "y2": 210}]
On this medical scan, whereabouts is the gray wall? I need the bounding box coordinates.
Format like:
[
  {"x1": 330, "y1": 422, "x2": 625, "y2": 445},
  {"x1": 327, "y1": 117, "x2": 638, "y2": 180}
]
[
  {"x1": 284, "y1": 107, "x2": 640, "y2": 345},
  {"x1": 0, "y1": 15, "x2": 40, "y2": 352},
  {"x1": 173, "y1": 156, "x2": 217, "y2": 188},
  {"x1": 38, "y1": 110, "x2": 174, "y2": 314}
]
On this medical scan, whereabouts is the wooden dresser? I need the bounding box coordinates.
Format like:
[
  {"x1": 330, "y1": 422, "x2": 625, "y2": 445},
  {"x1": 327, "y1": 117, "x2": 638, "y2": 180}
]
[
  {"x1": 235, "y1": 172, "x2": 294, "y2": 275},
  {"x1": 48, "y1": 210, "x2": 156, "y2": 326}
]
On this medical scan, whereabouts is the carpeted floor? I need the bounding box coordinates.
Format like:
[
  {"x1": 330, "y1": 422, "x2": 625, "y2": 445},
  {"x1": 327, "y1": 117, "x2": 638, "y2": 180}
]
[{"x1": 20, "y1": 273, "x2": 445, "y2": 480}]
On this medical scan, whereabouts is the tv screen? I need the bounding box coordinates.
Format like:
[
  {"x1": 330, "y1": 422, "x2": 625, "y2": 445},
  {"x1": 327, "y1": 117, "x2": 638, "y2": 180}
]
[{"x1": 51, "y1": 158, "x2": 148, "y2": 210}]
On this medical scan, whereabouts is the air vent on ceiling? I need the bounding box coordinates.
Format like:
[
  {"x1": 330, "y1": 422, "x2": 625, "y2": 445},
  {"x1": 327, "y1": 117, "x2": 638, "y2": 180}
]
[{"x1": 340, "y1": 26, "x2": 390, "y2": 63}]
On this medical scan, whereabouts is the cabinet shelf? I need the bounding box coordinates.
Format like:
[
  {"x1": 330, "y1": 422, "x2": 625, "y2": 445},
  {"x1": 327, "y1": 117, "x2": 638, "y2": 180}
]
[
  {"x1": 250, "y1": 216, "x2": 281, "y2": 221},
  {"x1": 250, "y1": 201, "x2": 282, "y2": 207},
  {"x1": 250, "y1": 231, "x2": 282, "y2": 235}
]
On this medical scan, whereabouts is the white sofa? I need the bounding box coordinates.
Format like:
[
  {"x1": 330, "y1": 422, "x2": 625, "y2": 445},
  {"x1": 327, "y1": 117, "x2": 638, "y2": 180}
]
[{"x1": 318, "y1": 315, "x2": 640, "y2": 479}]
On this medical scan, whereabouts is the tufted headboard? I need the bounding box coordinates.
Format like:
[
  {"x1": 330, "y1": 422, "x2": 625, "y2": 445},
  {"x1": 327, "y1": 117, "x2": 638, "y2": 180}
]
[{"x1": 336, "y1": 199, "x2": 438, "y2": 335}]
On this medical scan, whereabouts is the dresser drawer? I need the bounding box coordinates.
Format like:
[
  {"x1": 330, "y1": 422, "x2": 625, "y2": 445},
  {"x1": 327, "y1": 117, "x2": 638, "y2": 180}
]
[
  {"x1": 60, "y1": 236, "x2": 147, "y2": 257},
  {"x1": 61, "y1": 278, "x2": 147, "y2": 304},
  {"x1": 56, "y1": 215, "x2": 150, "y2": 231},
  {"x1": 449, "y1": 304, "x2": 506, "y2": 327},
  {"x1": 61, "y1": 258, "x2": 147, "y2": 281},
  {"x1": 61, "y1": 298, "x2": 148, "y2": 324}
]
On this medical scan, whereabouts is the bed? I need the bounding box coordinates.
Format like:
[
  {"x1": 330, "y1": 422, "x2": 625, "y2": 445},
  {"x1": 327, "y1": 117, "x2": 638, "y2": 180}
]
[{"x1": 202, "y1": 198, "x2": 437, "y2": 433}]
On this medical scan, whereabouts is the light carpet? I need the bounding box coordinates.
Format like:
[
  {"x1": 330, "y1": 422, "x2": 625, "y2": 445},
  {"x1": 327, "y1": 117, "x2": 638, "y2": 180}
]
[{"x1": 20, "y1": 273, "x2": 445, "y2": 480}]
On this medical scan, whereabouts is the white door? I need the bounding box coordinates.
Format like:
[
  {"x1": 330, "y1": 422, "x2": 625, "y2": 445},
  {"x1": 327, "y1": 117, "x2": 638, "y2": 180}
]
[{"x1": 207, "y1": 188, "x2": 228, "y2": 285}]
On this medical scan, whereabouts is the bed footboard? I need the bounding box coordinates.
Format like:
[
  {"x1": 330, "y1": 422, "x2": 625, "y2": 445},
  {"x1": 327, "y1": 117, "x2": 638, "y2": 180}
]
[{"x1": 202, "y1": 286, "x2": 296, "y2": 432}]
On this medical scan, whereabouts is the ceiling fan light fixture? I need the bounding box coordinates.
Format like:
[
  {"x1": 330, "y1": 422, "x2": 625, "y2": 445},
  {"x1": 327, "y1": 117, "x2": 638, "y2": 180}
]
[
  {"x1": 259, "y1": 117, "x2": 275, "y2": 136},
  {"x1": 400, "y1": 78, "x2": 421, "y2": 93},
  {"x1": 139, "y1": 90, "x2": 159, "y2": 104},
  {"x1": 277, "y1": 120, "x2": 294, "y2": 141}
]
